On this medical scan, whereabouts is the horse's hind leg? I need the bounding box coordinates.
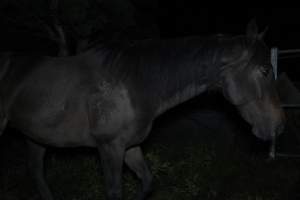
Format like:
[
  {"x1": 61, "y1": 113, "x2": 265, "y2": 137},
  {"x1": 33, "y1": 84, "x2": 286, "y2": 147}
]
[
  {"x1": 98, "y1": 139, "x2": 125, "y2": 200},
  {"x1": 27, "y1": 140, "x2": 53, "y2": 200},
  {"x1": 125, "y1": 146, "x2": 153, "y2": 200}
]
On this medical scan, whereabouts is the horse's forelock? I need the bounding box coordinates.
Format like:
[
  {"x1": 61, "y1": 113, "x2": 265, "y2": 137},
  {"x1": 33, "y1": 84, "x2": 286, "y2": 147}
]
[
  {"x1": 221, "y1": 36, "x2": 270, "y2": 74},
  {"x1": 220, "y1": 42, "x2": 252, "y2": 71}
]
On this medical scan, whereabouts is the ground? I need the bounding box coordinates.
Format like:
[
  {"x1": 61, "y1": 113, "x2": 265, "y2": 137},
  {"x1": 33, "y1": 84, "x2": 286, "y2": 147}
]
[{"x1": 1, "y1": 93, "x2": 300, "y2": 200}]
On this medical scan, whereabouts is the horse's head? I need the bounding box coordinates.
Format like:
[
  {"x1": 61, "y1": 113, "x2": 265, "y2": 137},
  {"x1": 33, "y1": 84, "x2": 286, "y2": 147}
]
[{"x1": 220, "y1": 21, "x2": 285, "y2": 141}]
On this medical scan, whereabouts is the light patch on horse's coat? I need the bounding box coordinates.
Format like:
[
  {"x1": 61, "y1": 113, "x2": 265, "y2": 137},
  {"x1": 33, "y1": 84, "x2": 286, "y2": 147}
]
[
  {"x1": 89, "y1": 81, "x2": 136, "y2": 143},
  {"x1": 157, "y1": 84, "x2": 207, "y2": 115}
]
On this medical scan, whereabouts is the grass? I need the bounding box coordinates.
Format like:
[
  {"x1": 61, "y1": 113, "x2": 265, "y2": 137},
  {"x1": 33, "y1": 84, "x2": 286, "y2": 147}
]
[{"x1": 2, "y1": 110, "x2": 300, "y2": 200}]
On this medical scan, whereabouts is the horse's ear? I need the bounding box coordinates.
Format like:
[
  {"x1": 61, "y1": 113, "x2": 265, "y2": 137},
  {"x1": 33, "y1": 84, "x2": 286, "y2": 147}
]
[
  {"x1": 246, "y1": 19, "x2": 259, "y2": 38},
  {"x1": 258, "y1": 26, "x2": 268, "y2": 40}
]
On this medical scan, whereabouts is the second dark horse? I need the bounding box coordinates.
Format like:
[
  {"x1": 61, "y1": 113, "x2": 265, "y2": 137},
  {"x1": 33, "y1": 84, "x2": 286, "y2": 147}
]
[{"x1": 0, "y1": 21, "x2": 285, "y2": 200}]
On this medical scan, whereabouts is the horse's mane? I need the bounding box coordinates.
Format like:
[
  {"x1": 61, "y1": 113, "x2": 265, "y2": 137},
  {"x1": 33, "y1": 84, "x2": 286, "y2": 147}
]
[
  {"x1": 76, "y1": 35, "x2": 270, "y2": 111},
  {"x1": 91, "y1": 34, "x2": 270, "y2": 102}
]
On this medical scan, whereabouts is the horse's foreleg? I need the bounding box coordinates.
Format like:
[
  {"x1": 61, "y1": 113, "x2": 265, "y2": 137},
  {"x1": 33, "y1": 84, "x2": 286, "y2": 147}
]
[
  {"x1": 98, "y1": 140, "x2": 125, "y2": 200},
  {"x1": 125, "y1": 146, "x2": 153, "y2": 200},
  {"x1": 27, "y1": 140, "x2": 53, "y2": 200}
]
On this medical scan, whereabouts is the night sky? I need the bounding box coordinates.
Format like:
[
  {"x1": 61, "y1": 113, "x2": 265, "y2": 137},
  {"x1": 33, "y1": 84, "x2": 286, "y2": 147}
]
[
  {"x1": 1, "y1": 4, "x2": 300, "y2": 83},
  {"x1": 1, "y1": 5, "x2": 300, "y2": 49},
  {"x1": 2, "y1": 4, "x2": 300, "y2": 79},
  {"x1": 157, "y1": 6, "x2": 300, "y2": 48}
]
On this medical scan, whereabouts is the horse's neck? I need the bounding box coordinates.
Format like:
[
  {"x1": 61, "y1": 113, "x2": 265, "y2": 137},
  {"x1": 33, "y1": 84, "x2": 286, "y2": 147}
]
[
  {"x1": 156, "y1": 83, "x2": 208, "y2": 115},
  {"x1": 121, "y1": 37, "x2": 227, "y2": 116},
  {"x1": 133, "y1": 44, "x2": 221, "y2": 116}
]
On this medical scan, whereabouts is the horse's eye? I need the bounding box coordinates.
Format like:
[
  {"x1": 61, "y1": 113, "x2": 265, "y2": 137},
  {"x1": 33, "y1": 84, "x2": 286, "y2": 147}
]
[{"x1": 260, "y1": 67, "x2": 270, "y2": 76}]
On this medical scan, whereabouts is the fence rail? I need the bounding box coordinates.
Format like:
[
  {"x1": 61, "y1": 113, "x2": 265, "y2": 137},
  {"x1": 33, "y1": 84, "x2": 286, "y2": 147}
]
[
  {"x1": 279, "y1": 49, "x2": 300, "y2": 54},
  {"x1": 271, "y1": 47, "x2": 300, "y2": 109},
  {"x1": 271, "y1": 47, "x2": 300, "y2": 79}
]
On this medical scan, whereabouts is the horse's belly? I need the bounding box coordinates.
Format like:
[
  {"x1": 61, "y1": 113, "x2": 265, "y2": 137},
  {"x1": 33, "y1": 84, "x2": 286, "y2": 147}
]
[
  {"x1": 11, "y1": 92, "x2": 97, "y2": 147},
  {"x1": 18, "y1": 108, "x2": 97, "y2": 147}
]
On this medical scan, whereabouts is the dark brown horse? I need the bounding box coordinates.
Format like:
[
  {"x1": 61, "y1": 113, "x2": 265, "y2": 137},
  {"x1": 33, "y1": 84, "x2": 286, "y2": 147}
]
[{"x1": 0, "y1": 21, "x2": 285, "y2": 200}]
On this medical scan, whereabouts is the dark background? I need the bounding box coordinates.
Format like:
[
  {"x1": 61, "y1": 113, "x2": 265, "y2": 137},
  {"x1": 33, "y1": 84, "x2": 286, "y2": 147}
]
[
  {"x1": 1, "y1": 3, "x2": 300, "y2": 78},
  {"x1": 2, "y1": 2, "x2": 300, "y2": 200},
  {"x1": 1, "y1": 3, "x2": 300, "y2": 51}
]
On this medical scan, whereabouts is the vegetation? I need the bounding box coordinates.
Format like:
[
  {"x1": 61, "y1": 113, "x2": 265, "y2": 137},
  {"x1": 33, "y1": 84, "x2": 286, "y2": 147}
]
[
  {"x1": 0, "y1": 0, "x2": 159, "y2": 55},
  {"x1": 2, "y1": 108, "x2": 300, "y2": 200}
]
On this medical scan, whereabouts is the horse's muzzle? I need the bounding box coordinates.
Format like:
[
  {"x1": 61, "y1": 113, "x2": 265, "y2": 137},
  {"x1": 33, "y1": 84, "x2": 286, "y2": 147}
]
[
  {"x1": 252, "y1": 127, "x2": 271, "y2": 141},
  {"x1": 252, "y1": 119, "x2": 285, "y2": 141}
]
